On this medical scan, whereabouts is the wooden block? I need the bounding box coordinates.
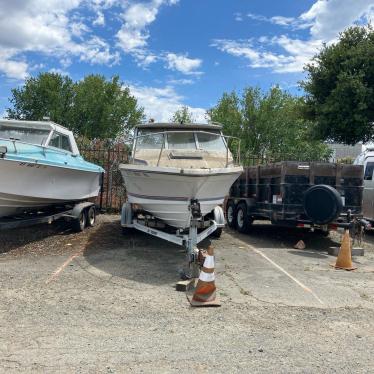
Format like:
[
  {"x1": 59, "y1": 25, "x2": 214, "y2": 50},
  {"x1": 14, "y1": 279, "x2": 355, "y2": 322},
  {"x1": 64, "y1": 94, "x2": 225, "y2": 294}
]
[{"x1": 176, "y1": 279, "x2": 195, "y2": 292}]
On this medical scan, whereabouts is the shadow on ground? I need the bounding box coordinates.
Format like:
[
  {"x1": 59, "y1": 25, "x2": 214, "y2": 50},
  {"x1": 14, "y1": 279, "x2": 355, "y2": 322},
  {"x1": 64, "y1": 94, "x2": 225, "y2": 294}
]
[
  {"x1": 226, "y1": 222, "x2": 340, "y2": 254},
  {"x1": 0, "y1": 221, "x2": 73, "y2": 254},
  {"x1": 82, "y1": 220, "x2": 213, "y2": 286}
]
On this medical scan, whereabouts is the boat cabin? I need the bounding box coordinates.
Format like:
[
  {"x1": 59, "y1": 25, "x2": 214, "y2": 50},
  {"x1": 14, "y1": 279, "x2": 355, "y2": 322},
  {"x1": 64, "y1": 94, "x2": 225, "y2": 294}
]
[
  {"x1": 0, "y1": 119, "x2": 80, "y2": 155},
  {"x1": 132, "y1": 122, "x2": 235, "y2": 168}
]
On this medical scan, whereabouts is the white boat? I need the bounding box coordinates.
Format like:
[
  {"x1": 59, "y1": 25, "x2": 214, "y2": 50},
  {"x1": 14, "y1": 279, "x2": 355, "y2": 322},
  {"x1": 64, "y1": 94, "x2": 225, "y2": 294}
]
[
  {"x1": 120, "y1": 123, "x2": 243, "y2": 229},
  {"x1": 0, "y1": 119, "x2": 104, "y2": 218}
]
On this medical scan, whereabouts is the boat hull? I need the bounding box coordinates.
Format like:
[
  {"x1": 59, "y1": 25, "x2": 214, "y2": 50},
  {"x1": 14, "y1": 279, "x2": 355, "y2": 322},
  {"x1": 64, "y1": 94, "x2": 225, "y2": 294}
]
[
  {"x1": 120, "y1": 165, "x2": 242, "y2": 228},
  {"x1": 0, "y1": 158, "x2": 102, "y2": 217}
]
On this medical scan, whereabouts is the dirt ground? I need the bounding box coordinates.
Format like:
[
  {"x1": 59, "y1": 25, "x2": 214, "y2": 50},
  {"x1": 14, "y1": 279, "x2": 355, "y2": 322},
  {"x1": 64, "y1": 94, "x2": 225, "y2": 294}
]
[{"x1": 1, "y1": 215, "x2": 374, "y2": 373}]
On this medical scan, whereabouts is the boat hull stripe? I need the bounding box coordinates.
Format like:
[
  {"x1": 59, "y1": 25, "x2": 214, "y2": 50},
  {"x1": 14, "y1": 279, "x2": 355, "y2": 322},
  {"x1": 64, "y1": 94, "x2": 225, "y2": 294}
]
[{"x1": 127, "y1": 192, "x2": 224, "y2": 202}]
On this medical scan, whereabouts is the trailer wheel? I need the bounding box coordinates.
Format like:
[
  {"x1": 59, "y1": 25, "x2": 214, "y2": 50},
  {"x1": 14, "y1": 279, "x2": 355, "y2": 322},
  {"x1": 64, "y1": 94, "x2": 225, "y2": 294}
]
[
  {"x1": 87, "y1": 206, "x2": 96, "y2": 227},
  {"x1": 72, "y1": 210, "x2": 86, "y2": 232},
  {"x1": 226, "y1": 201, "x2": 237, "y2": 228},
  {"x1": 236, "y1": 203, "x2": 252, "y2": 233}
]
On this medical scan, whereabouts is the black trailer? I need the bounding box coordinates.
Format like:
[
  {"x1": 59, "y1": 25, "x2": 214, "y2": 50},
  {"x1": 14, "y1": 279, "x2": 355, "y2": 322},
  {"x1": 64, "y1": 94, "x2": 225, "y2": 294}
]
[
  {"x1": 0, "y1": 202, "x2": 97, "y2": 232},
  {"x1": 226, "y1": 161, "x2": 364, "y2": 234}
]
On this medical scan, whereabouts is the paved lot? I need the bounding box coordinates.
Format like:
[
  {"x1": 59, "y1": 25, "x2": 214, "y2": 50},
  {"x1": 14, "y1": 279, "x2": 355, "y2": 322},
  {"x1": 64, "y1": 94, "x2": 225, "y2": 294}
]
[{"x1": 1, "y1": 215, "x2": 374, "y2": 373}]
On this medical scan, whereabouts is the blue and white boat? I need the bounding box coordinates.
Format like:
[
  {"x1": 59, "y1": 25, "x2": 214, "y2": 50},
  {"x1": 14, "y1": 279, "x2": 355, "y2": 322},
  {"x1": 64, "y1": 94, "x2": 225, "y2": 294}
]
[{"x1": 0, "y1": 119, "x2": 104, "y2": 218}]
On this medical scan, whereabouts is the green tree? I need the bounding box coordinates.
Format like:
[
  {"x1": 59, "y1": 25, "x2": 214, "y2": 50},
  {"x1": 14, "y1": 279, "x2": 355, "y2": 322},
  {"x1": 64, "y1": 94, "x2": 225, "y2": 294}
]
[
  {"x1": 6, "y1": 73, "x2": 74, "y2": 128},
  {"x1": 171, "y1": 106, "x2": 195, "y2": 124},
  {"x1": 7, "y1": 73, "x2": 144, "y2": 140},
  {"x1": 208, "y1": 86, "x2": 331, "y2": 163},
  {"x1": 302, "y1": 25, "x2": 374, "y2": 145},
  {"x1": 71, "y1": 75, "x2": 143, "y2": 139}
]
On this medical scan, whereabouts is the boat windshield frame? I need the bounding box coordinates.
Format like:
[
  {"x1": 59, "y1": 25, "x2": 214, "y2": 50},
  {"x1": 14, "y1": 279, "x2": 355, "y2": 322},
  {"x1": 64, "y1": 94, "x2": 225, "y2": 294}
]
[
  {"x1": 0, "y1": 125, "x2": 52, "y2": 147},
  {"x1": 132, "y1": 129, "x2": 241, "y2": 167}
]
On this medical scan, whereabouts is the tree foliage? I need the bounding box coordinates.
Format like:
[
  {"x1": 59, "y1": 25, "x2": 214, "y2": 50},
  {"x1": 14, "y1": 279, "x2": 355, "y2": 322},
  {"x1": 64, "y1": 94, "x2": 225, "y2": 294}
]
[
  {"x1": 70, "y1": 75, "x2": 143, "y2": 139},
  {"x1": 6, "y1": 72, "x2": 144, "y2": 140},
  {"x1": 302, "y1": 25, "x2": 374, "y2": 145},
  {"x1": 170, "y1": 106, "x2": 195, "y2": 124},
  {"x1": 208, "y1": 86, "x2": 331, "y2": 163},
  {"x1": 7, "y1": 73, "x2": 74, "y2": 128}
]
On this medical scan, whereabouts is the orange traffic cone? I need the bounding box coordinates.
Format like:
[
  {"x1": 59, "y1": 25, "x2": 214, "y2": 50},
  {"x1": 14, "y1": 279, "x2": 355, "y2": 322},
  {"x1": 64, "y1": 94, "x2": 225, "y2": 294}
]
[
  {"x1": 330, "y1": 230, "x2": 357, "y2": 271},
  {"x1": 187, "y1": 245, "x2": 221, "y2": 307}
]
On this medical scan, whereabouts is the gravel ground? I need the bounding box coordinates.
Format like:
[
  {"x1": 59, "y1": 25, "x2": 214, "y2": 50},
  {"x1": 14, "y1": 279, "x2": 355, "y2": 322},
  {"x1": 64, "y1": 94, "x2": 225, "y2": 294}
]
[{"x1": 1, "y1": 215, "x2": 374, "y2": 373}]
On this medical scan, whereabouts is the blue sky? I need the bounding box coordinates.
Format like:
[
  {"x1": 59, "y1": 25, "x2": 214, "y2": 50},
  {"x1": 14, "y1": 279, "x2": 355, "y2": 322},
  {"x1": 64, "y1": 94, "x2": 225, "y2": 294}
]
[{"x1": 0, "y1": 0, "x2": 373, "y2": 122}]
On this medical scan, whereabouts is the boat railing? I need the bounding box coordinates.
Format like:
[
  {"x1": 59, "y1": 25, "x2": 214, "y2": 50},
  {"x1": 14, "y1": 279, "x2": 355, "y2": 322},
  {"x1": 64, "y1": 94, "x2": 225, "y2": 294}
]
[{"x1": 130, "y1": 130, "x2": 241, "y2": 167}]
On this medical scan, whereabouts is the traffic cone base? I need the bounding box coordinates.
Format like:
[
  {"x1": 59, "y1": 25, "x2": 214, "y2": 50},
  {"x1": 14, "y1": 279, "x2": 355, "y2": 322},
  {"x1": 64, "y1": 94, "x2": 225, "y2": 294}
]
[
  {"x1": 187, "y1": 245, "x2": 221, "y2": 307},
  {"x1": 331, "y1": 230, "x2": 357, "y2": 271}
]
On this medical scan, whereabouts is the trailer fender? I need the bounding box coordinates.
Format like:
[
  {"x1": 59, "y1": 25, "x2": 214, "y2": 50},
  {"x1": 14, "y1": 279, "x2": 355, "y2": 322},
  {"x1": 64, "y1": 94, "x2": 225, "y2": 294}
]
[
  {"x1": 71, "y1": 202, "x2": 95, "y2": 219},
  {"x1": 213, "y1": 206, "x2": 225, "y2": 226}
]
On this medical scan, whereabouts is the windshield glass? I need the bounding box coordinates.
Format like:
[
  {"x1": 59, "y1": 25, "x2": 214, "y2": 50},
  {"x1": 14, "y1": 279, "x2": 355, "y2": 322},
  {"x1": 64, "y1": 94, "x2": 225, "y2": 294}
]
[
  {"x1": 167, "y1": 132, "x2": 196, "y2": 149},
  {"x1": 0, "y1": 125, "x2": 50, "y2": 145},
  {"x1": 197, "y1": 132, "x2": 226, "y2": 151},
  {"x1": 136, "y1": 129, "x2": 164, "y2": 149}
]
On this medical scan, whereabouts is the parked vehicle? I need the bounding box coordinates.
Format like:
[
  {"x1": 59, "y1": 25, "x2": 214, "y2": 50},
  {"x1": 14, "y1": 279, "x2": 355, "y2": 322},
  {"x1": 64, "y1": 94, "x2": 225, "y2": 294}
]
[
  {"x1": 120, "y1": 122, "x2": 243, "y2": 264},
  {"x1": 355, "y1": 147, "x2": 374, "y2": 225},
  {"x1": 0, "y1": 119, "x2": 104, "y2": 231},
  {"x1": 226, "y1": 161, "x2": 364, "y2": 234}
]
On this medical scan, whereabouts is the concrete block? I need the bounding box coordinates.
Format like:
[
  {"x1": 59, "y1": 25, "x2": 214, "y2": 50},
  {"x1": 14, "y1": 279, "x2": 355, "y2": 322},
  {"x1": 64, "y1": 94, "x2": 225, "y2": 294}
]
[
  {"x1": 328, "y1": 246, "x2": 364, "y2": 257},
  {"x1": 176, "y1": 279, "x2": 195, "y2": 292}
]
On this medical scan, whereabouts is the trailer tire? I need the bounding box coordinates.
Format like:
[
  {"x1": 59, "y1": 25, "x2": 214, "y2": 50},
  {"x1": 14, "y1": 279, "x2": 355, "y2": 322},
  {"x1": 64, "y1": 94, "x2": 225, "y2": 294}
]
[
  {"x1": 87, "y1": 206, "x2": 96, "y2": 227},
  {"x1": 226, "y1": 201, "x2": 237, "y2": 228},
  {"x1": 236, "y1": 202, "x2": 252, "y2": 233},
  {"x1": 304, "y1": 185, "x2": 343, "y2": 225},
  {"x1": 72, "y1": 210, "x2": 86, "y2": 232}
]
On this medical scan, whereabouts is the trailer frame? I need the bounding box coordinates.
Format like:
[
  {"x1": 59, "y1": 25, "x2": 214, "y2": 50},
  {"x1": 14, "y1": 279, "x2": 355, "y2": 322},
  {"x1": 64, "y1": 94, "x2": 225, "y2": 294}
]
[{"x1": 0, "y1": 201, "x2": 97, "y2": 232}]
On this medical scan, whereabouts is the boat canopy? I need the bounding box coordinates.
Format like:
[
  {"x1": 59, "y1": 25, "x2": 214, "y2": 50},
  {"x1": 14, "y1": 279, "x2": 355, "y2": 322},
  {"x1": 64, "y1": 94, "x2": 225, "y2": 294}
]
[
  {"x1": 0, "y1": 119, "x2": 80, "y2": 155},
  {"x1": 136, "y1": 122, "x2": 223, "y2": 130}
]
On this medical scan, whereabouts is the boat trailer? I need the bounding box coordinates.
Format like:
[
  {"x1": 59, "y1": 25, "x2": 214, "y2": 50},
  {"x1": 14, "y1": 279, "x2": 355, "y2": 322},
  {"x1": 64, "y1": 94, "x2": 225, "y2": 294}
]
[
  {"x1": 121, "y1": 201, "x2": 225, "y2": 276},
  {"x1": 0, "y1": 202, "x2": 97, "y2": 232}
]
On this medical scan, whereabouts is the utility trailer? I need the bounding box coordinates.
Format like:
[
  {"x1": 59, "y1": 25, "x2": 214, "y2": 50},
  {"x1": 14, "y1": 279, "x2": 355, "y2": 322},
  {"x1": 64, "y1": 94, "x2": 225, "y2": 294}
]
[
  {"x1": 0, "y1": 202, "x2": 97, "y2": 232},
  {"x1": 226, "y1": 161, "x2": 365, "y2": 235}
]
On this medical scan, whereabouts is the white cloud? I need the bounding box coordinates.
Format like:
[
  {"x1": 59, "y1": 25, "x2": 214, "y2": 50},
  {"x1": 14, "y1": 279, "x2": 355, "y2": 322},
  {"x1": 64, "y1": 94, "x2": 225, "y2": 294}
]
[
  {"x1": 93, "y1": 11, "x2": 105, "y2": 26},
  {"x1": 116, "y1": 0, "x2": 176, "y2": 55},
  {"x1": 115, "y1": 0, "x2": 201, "y2": 72},
  {"x1": 0, "y1": 51, "x2": 28, "y2": 80},
  {"x1": 168, "y1": 78, "x2": 194, "y2": 85},
  {"x1": 300, "y1": 0, "x2": 374, "y2": 40},
  {"x1": 218, "y1": 0, "x2": 374, "y2": 74},
  {"x1": 0, "y1": 0, "x2": 197, "y2": 78},
  {"x1": 128, "y1": 84, "x2": 206, "y2": 123},
  {"x1": 70, "y1": 21, "x2": 90, "y2": 38},
  {"x1": 164, "y1": 53, "x2": 202, "y2": 75},
  {"x1": 0, "y1": 0, "x2": 120, "y2": 79}
]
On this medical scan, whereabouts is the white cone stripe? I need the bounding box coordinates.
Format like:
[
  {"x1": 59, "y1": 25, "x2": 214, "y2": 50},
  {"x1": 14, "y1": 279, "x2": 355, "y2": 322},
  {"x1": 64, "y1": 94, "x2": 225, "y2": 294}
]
[
  {"x1": 203, "y1": 255, "x2": 215, "y2": 269},
  {"x1": 199, "y1": 271, "x2": 215, "y2": 282}
]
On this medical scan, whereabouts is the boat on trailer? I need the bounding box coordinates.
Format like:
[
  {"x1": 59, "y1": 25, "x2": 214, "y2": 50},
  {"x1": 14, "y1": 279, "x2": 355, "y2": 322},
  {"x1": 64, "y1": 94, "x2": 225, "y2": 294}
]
[
  {"x1": 0, "y1": 119, "x2": 104, "y2": 219},
  {"x1": 120, "y1": 122, "x2": 243, "y2": 268}
]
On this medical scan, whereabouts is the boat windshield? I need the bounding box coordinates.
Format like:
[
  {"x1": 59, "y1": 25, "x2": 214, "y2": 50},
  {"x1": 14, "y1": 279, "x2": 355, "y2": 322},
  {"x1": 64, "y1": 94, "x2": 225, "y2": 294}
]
[
  {"x1": 136, "y1": 130, "x2": 164, "y2": 149},
  {"x1": 167, "y1": 132, "x2": 196, "y2": 149},
  {"x1": 196, "y1": 132, "x2": 226, "y2": 151},
  {"x1": 136, "y1": 129, "x2": 227, "y2": 151},
  {"x1": 0, "y1": 125, "x2": 50, "y2": 145}
]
